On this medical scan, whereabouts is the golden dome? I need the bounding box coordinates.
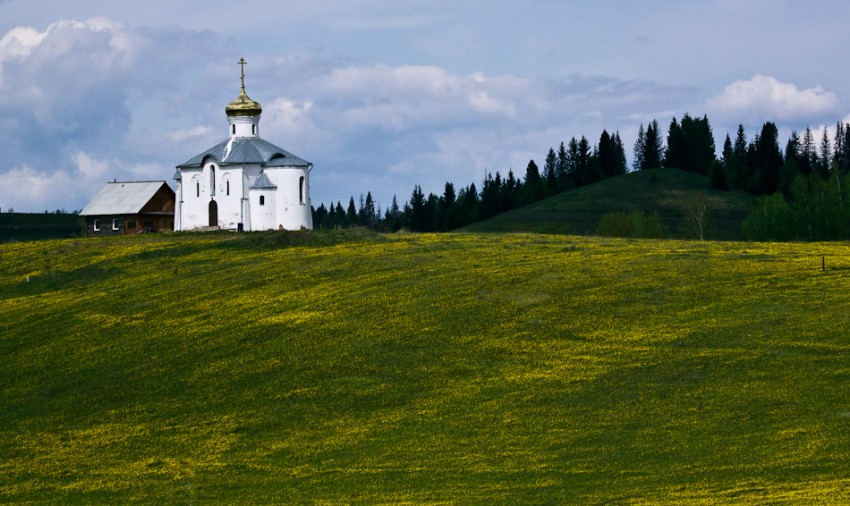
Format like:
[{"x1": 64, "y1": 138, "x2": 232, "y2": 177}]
[
  {"x1": 225, "y1": 88, "x2": 262, "y2": 117},
  {"x1": 226, "y1": 57, "x2": 262, "y2": 117}
]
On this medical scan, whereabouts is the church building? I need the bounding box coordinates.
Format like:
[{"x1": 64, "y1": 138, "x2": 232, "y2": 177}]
[{"x1": 174, "y1": 58, "x2": 313, "y2": 231}]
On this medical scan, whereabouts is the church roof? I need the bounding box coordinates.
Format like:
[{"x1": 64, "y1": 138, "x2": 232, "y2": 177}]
[
  {"x1": 177, "y1": 137, "x2": 310, "y2": 169},
  {"x1": 250, "y1": 171, "x2": 277, "y2": 190},
  {"x1": 80, "y1": 181, "x2": 174, "y2": 216}
]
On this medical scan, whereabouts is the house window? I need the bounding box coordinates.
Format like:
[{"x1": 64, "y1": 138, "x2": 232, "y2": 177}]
[
  {"x1": 128, "y1": 220, "x2": 136, "y2": 229},
  {"x1": 259, "y1": 195, "x2": 265, "y2": 206},
  {"x1": 112, "y1": 218, "x2": 120, "y2": 230},
  {"x1": 93, "y1": 219, "x2": 100, "y2": 231}
]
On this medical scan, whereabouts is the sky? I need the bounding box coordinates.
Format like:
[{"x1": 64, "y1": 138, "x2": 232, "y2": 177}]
[{"x1": 2, "y1": 0, "x2": 850, "y2": 213}]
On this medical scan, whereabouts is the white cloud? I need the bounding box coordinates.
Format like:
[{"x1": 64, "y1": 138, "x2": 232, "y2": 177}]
[
  {"x1": 706, "y1": 74, "x2": 840, "y2": 123},
  {"x1": 169, "y1": 126, "x2": 214, "y2": 143},
  {"x1": 0, "y1": 165, "x2": 80, "y2": 212},
  {"x1": 0, "y1": 17, "x2": 699, "y2": 212},
  {"x1": 72, "y1": 150, "x2": 108, "y2": 178}
]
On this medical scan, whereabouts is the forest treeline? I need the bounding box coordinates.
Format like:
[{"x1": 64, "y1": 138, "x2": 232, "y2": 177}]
[{"x1": 312, "y1": 113, "x2": 850, "y2": 241}]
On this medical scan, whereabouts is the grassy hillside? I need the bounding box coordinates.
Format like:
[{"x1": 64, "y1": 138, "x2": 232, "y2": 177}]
[
  {"x1": 465, "y1": 168, "x2": 754, "y2": 239},
  {"x1": 2, "y1": 230, "x2": 850, "y2": 503},
  {"x1": 0, "y1": 213, "x2": 83, "y2": 242}
]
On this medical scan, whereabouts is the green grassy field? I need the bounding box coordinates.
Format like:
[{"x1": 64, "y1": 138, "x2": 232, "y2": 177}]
[
  {"x1": 465, "y1": 168, "x2": 754, "y2": 240},
  {"x1": 2, "y1": 230, "x2": 850, "y2": 503}
]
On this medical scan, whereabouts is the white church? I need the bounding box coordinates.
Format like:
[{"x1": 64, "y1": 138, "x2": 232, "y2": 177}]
[{"x1": 174, "y1": 58, "x2": 313, "y2": 231}]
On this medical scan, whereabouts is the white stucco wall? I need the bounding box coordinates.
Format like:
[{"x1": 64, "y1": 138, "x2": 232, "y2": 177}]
[
  {"x1": 267, "y1": 167, "x2": 312, "y2": 230},
  {"x1": 249, "y1": 188, "x2": 277, "y2": 231}
]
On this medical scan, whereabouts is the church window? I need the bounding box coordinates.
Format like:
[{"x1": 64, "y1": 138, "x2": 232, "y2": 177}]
[
  {"x1": 93, "y1": 219, "x2": 100, "y2": 231},
  {"x1": 259, "y1": 195, "x2": 265, "y2": 206},
  {"x1": 226, "y1": 180, "x2": 230, "y2": 196},
  {"x1": 210, "y1": 166, "x2": 216, "y2": 196},
  {"x1": 252, "y1": 124, "x2": 256, "y2": 135},
  {"x1": 112, "y1": 218, "x2": 120, "y2": 230},
  {"x1": 299, "y1": 176, "x2": 305, "y2": 204},
  {"x1": 196, "y1": 182, "x2": 200, "y2": 197},
  {"x1": 232, "y1": 124, "x2": 236, "y2": 135}
]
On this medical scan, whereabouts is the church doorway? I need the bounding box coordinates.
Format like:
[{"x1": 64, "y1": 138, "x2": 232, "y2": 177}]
[{"x1": 208, "y1": 200, "x2": 218, "y2": 227}]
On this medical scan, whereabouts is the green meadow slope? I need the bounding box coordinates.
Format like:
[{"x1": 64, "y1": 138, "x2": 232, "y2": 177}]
[
  {"x1": 465, "y1": 168, "x2": 754, "y2": 239},
  {"x1": 2, "y1": 230, "x2": 850, "y2": 503}
]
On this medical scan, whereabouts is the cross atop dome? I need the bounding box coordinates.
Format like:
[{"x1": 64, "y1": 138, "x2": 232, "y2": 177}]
[
  {"x1": 225, "y1": 56, "x2": 262, "y2": 117},
  {"x1": 238, "y1": 57, "x2": 247, "y2": 92}
]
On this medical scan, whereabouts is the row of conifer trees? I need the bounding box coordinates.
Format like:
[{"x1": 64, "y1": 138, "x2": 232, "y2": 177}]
[{"x1": 312, "y1": 114, "x2": 850, "y2": 238}]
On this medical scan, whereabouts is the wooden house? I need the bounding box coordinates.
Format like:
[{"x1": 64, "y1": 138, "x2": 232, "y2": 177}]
[{"x1": 80, "y1": 181, "x2": 175, "y2": 237}]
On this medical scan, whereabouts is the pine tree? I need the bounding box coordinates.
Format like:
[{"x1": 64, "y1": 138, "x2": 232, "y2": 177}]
[
  {"x1": 567, "y1": 137, "x2": 580, "y2": 186},
  {"x1": 556, "y1": 142, "x2": 570, "y2": 190},
  {"x1": 688, "y1": 115, "x2": 717, "y2": 175},
  {"x1": 820, "y1": 126, "x2": 832, "y2": 178},
  {"x1": 733, "y1": 124, "x2": 748, "y2": 160},
  {"x1": 364, "y1": 192, "x2": 376, "y2": 226},
  {"x1": 730, "y1": 125, "x2": 751, "y2": 190},
  {"x1": 407, "y1": 185, "x2": 426, "y2": 231},
  {"x1": 633, "y1": 124, "x2": 645, "y2": 172},
  {"x1": 544, "y1": 148, "x2": 558, "y2": 194},
  {"x1": 440, "y1": 182, "x2": 457, "y2": 231},
  {"x1": 664, "y1": 117, "x2": 684, "y2": 169},
  {"x1": 334, "y1": 201, "x2": 346, "y2": 228},
  {"x1": 834, "y1": 122, "x2": 847, "y2": 174},
  {"x1": 750, "y1": 122, "x2": 783, "y2": 194},
  {"x1": 612, "y1": 131, "x2": 627, "y2": 176},
  {"x1": 575, "y1": 136, "x2": 592, "y2": 185},
  {"x1": 385, "y1": 195, "x2": 402, "y2": 231},
  {"x1": 503, "y1": 169, "x2": 520, "y2": 211},
  {"x1": 346, "y1": 197, "x2": 357, "y2": 226},
  {"x1": 801, "y1": 126, "x2": 816, "y2": 175},
  {"x1": 642, "y1": 120, "x2": 663, "y2": 170},
  {"x1": 843, "y1": 124, "x2": 850, "y2": 174},
  {"x1": 523, "y1": 160, "x2": 545, "y2": 202},
  {"x1": 313, "y1": 203, "x2": 328, "y2": 228},
  {"x1": 597, "y1": 130, "x2": 616, "y2": 179}
]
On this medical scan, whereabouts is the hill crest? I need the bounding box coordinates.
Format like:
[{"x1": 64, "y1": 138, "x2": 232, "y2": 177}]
[{"x1": 464, "y1": 168, "x2": 753, "y2": 239}]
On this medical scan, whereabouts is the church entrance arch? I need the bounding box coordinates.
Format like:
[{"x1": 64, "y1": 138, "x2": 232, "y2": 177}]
[{"x1": 208, "y1": 200, "x2": 218, "y2": 227}]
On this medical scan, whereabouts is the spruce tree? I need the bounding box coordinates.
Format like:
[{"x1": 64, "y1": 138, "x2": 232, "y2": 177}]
[
  {"x1": 664, "y1": 117, "x2": 684, "y2": 169},
  {"x1": 346, "y1": 197, "x2": 357, "y2": 226},
  {"x1": 633, "y1": 124, "x2": 645, "y2": 172},
  {"x1": 820, "y1": 126, "x2": 832, "y2": 178},
  {"x1": 576, "y1": 136, "x2": 592, "y2": 185},
  {"x1": 801, "y1": 126, "x2": 816, "y2": 175},
  {"x1": 557, "y1": 142, "x2": 570, "y2": 189},
  {"x1": 612, "y1": 131, "x2": 627, "y2": 176},
  {"x1": 642, "y1": 120, "x2": 663, "y2": 170},
  {"x1": 544, "y1": 148, "x2": 558, "y2": 194}
]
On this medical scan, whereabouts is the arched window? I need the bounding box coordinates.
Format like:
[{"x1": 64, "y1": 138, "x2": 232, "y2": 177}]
[
  {"x1": 299, "y1": 176, "x2": 305, "y2": 205},
  {"x1": 259, "y1": 195, "x2": 265, "y2": 206},
  {"x1": 210, "y1": 166, "x2": 216, "y2": 196}
]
